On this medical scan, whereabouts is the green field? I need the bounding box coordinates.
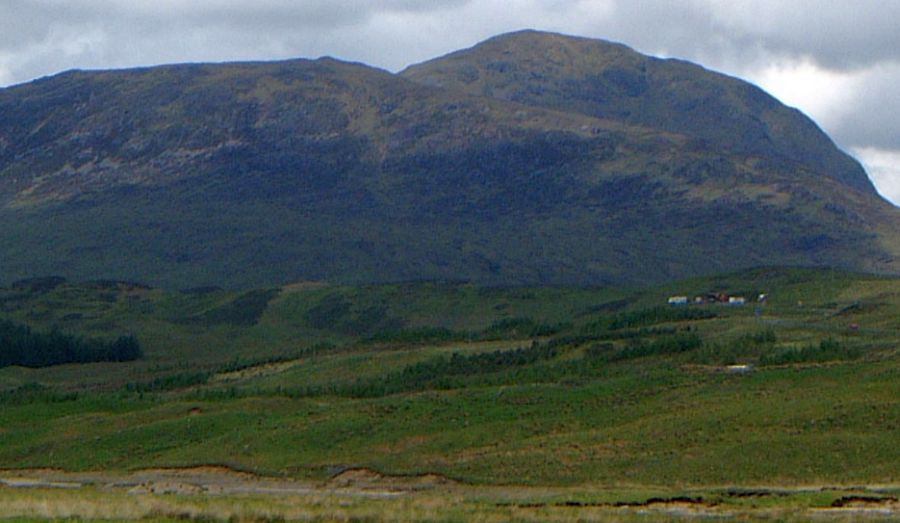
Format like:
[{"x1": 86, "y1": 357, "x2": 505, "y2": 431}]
[{"x1": 0, "y1": 267, "x2": 899, "y2": 521}]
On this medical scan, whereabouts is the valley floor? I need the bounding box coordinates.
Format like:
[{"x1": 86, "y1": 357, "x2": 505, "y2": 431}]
[{"x1": 2, "y1": 466, "x2": 900, "y2": 522}]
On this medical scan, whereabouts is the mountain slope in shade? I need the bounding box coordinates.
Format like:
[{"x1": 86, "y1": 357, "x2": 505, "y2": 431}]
[{"x1": 0, "y1": 31, "x2": 898, "y2": 288}]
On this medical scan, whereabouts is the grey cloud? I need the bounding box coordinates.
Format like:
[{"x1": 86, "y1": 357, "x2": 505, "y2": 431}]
[
  {"x1": 101, "y1": 0, "x2": 470, "y2": 32},
  {"x1": 0, "y1": 1, "x2": 98, "y2": 48},
  {"x1": 581, "y1": 1, "x2": 900, "y2": 73},
  {"x1": 699, "y1": 1, "x2": 900, "y2": 72},
  {"x1": 0, "y1": 0, "x2": 470, "y2": 85},
  {"x1": 4, "y1": 0, "x2": 898, "y2": 80}
]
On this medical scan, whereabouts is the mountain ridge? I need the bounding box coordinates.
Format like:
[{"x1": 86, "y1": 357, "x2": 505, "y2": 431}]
[
  {"x1": 1, "y1": 30, "x2": 898, "y2": 288},
  {"x1": 402, "y1": 30, "x2": 872, "y2": 194}
]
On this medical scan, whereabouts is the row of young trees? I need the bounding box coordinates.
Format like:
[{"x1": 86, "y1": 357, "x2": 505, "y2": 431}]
[{"x1": 0, "y1": 319, "x2": 142, "y2": 368}]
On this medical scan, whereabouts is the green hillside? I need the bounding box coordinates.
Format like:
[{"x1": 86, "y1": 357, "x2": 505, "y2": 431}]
[
  {"x1": 1, "y1": 267, "x2": 897, "y2": 489},
  {"x1": 1, "y1": 32, "x2": 899, "y2": 288}
]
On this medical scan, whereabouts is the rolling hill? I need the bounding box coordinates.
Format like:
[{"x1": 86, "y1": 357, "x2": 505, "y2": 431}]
[
  {"x1": 1, "y1": 30, "x2": 898, "y2": 288},
  {"x1": 0, "y1": 267, "x2": 898, "y2": 498}
]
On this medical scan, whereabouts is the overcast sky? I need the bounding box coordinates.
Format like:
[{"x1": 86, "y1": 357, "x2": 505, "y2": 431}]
[{"x1": 2, "y1": 0, "x2": 898, "y2": 204}]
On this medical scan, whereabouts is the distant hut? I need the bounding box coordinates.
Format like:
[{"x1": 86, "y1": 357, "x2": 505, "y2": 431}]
[{"x1": 668, "y1": 296, "x2": 689, "y2": 306}]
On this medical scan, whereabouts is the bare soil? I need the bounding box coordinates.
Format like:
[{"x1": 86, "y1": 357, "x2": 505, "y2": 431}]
[
  {"x1": 0, "y1": 465, "x2": 450, "y2": 498},
  {"x1": 2, "y1": 467, "x2": 899, "y2": 520}
]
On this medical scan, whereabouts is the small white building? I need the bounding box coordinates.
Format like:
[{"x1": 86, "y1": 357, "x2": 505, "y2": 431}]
[
  {"x1": 728, "y1": 296, "x2": 746, "y2": 305},
  {"x1": 668, "y1": 296, "x2": 689, "y2": 305}
]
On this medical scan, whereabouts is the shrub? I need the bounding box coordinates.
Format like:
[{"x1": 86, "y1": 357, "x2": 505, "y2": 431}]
[
  {"x1": 606, "y1": 333, "x2": 704, "y2": 362},
  {"x1": 340, "y1": 342, "x2": 560, "y2": 397},
  {"x1": 125, "y1": 372, "x2": 211, "y2": 393},
  {"x1": 0, "y1": 383, "x2": 78, "y2": 404},
  {"x1": 481, "y1": 317, "x2": 568, "y2": 339},
  {"x1": 759, "y1": 338, "x2": 860, "y2": 366},
  {"x1": 584, "y1": 306, "x2": 716, "y2": 333},
  {"x1": 362, "y1": 326, "x2": 469, "y2": 345}
]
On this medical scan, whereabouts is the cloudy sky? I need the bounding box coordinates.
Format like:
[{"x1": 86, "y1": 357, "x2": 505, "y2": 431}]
[{"x1": 2, "y1": 0, "x2": 898, "y2": 204}]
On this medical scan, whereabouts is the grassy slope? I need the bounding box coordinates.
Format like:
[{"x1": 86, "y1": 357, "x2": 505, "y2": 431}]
[{"x1": 0, "y1": 267, "x2": 898, "y2": 489}]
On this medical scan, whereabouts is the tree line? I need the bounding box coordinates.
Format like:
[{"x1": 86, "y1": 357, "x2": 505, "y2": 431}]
[{"x1": 0, "y1": 319, "x2": 142, "y2": 368}]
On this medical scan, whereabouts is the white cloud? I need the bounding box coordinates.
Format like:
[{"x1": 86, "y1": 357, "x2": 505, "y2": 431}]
[
  {"x1": 853, "y1": 147, "x2": 900, "y2": 206},
  {"x1": 753, "y1": 60, "x2": 856, "y2": 117},
  {"x1": 748, "y1": 59, "x2": 860, "y2": 134},
  {"x1": 738, "y1": 60, "x2": 900, "y2": 153}
]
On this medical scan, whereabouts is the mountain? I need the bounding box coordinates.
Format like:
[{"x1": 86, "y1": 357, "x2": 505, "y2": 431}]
[
  {"x1": 402, "y1": 30, "x2": 871, "y2": 194},
  {"x1": 1, "y1": 30, "x2": 898, "y2": 288}
]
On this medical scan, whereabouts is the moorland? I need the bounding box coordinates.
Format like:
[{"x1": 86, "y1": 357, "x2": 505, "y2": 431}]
[
  {"x1": 3, "y1": 29, "x2": 900, "y2": 523},
  {"x1": 0, "y1": 267, "x2": 898, "y2": 521}
]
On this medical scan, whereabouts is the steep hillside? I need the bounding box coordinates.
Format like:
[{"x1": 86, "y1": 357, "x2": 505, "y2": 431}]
[
  {"x1": 402, "y1": 30, "x2": 871, "y2": 194},
  {"x1": 0, "y1": 31, "x2": 897, "y2": 288}
]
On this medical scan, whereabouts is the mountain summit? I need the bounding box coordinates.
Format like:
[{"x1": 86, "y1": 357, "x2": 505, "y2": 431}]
[
  {"x1": 403, "y1": 30, "x2": 872, "y2": 194},
  {"x1": 1, "y1": 30, "x2": 897, "y2": 287}
]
